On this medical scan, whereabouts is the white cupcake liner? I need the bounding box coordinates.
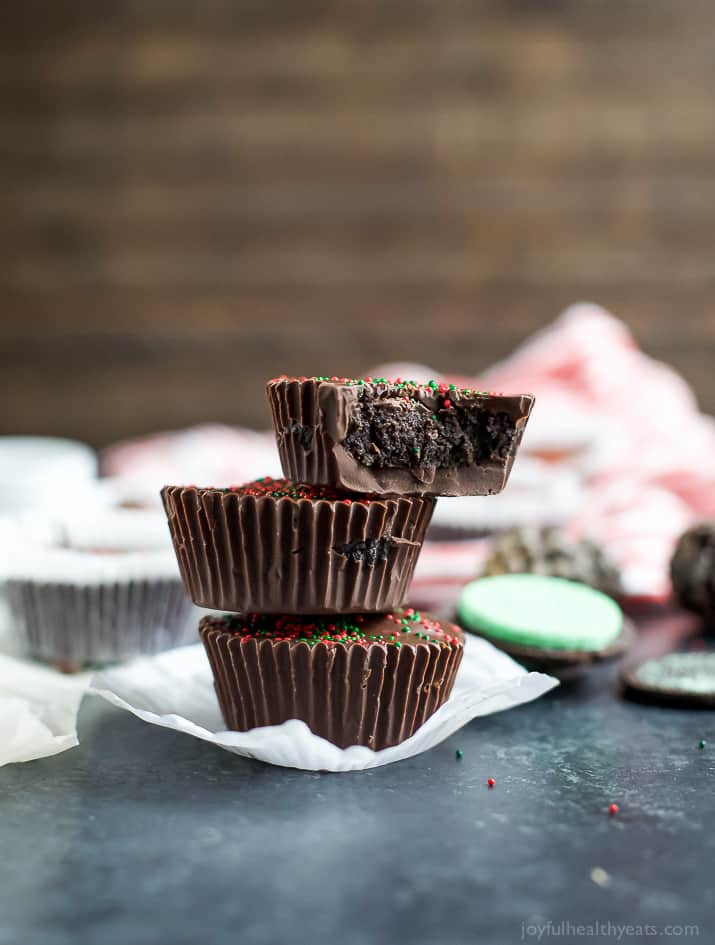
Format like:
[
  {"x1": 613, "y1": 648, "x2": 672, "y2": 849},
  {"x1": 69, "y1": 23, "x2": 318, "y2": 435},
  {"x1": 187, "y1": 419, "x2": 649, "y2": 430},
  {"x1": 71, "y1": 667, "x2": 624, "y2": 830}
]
[{"x1": 89, "y1": 636, "x2": 559, "y2": 771}]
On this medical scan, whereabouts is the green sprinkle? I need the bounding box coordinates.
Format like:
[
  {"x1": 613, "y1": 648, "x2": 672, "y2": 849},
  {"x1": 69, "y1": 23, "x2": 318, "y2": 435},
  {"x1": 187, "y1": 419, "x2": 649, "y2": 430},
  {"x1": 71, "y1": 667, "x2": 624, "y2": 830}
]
[
  {"x1": 394, "y1": 641, "x2": 401, "y2": 648},
  {"x1": 699, "y1": 739, "x2": 707, "y2": 749},
  {"x1": 455, "y1": 749, "x2": 463, "y2": 760}
]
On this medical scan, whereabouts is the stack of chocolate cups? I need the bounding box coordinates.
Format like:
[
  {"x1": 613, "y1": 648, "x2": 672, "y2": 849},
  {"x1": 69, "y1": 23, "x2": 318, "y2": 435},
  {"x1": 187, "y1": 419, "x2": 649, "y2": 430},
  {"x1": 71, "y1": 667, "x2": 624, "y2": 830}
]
[{"x1": 162, "y1": 376, "x2": 534, "y2": 750}]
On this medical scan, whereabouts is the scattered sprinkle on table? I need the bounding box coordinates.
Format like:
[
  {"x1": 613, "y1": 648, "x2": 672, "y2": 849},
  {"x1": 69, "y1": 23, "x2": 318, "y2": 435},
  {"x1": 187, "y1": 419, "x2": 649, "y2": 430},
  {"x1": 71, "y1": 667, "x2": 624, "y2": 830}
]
[
  {"x1": 590, "y1": 867, "x2": 611, "y2": 888},
  {"x1": 609, "y1": 803, "x2": 619, "y2": 816},
  {"x1": 699, "y1": 739, "x2": 706, "y2": 749},
  {"x1": 455, "y1": 749, "x2": 463, "y2": 761},
  {"x1": 487, "y1": 777, "x2": 496, "y2": 788}
]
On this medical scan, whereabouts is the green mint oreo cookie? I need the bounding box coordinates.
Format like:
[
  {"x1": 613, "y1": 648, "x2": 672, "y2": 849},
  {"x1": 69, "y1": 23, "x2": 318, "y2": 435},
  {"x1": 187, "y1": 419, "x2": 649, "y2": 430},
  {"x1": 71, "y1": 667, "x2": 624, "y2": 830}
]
[{"x1": 457, "y1": 574, "x2": 631, "y2": 670}]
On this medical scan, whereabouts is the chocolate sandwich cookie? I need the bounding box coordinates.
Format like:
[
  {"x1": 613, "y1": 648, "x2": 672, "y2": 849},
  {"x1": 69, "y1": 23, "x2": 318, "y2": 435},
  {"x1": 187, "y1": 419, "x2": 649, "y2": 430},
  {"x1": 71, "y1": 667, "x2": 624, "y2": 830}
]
[
  {"x1": 622, "y1": 652, "x2": 715, "y2": 708},
  {"x1": 457, "y1": 574, "x2": 633, "y2": 672},
  {"x1": 482, "y1": 526, "x2": 623, "y2": 598},
  {"x1": 199, "y1": 608, "x2": 464, "y2": 749},
  {"x1": 267, "y1": 376, "x2": 534, "y2": 497},
  {"x1": 162, "y1": 478, "x2": 435, "y2": 614},
  {"x1": 670, "y1": 522, "x2": 715, "y2": 627}
]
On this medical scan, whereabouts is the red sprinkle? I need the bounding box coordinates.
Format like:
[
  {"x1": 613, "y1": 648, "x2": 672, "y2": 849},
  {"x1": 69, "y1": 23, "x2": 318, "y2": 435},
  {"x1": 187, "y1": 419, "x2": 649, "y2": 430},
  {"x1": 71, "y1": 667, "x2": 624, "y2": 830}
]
[
  {"x1": 487, "y1": 778, "x2": 496, "y2": 788},
  {"x1": 609, "y1": 803, "x2": 619, "y2": 816},
  {"x1": 443, "y1": 399, "x2": 452, "y2": 408},
  {"x1": 193, "y1": 477, "x2": 375, "y2": 504}
]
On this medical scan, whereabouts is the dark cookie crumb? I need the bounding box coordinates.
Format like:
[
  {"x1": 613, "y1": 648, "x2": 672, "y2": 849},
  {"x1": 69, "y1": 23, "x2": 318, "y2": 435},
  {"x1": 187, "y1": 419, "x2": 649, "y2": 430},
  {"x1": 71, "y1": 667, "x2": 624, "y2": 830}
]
[
  {"x1": 671, "y1": 522, "x2": 715, "y2": 626},
  {"x1": 342, "y1": 391, "x2": 519, "y2": 473},
  {"x1": 333, "y1": 536, "x2": 394, "y2": 565},
  {"x1": 285, "y1": 421, "x2": 313, "y2": 450}
]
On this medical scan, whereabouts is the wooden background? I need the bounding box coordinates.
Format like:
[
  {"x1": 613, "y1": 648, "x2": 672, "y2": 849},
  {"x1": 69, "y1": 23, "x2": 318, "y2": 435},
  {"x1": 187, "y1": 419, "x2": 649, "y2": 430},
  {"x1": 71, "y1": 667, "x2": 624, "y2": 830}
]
[{"x1": 2, "y1": 0, "x2": 715, "y2": 447}]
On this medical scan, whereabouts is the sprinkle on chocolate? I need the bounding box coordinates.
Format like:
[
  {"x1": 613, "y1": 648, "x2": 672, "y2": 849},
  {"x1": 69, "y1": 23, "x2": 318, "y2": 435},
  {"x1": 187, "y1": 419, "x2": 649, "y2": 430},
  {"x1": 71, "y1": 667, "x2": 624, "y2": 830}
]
[
  {"x1": 268, "y1": 375, "x2": 498, "y2": 397},
  {"x1": 182, "y1": 477, "x2": 377, "y2": 503},
  {"x1": 215, "y1": 608, "x2": 463, "y2": 648}
]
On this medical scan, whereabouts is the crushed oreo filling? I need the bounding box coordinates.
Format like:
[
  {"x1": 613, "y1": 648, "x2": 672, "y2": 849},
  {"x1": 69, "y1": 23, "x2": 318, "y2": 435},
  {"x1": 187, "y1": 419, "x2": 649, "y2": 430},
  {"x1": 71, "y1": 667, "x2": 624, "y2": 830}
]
[
  {"x1": 285, "y1": 421, "x2": 313, "y2": 450},
  {"x1": 341, "y1": 394, "x2": 518, "y2": 471},
  {"x1": 333, "y1": 536, "x2": 394, "y2": 565}
]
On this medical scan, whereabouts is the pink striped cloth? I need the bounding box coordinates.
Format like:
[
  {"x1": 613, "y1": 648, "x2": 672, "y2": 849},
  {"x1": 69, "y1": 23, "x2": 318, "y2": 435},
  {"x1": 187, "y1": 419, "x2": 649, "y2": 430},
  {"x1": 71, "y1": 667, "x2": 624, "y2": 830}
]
[
  {"x1": 104, "y1": 304, "x2": 715, "y2": 613},
  {"x1": 408, "y1": 304, "x2": 715, "y2": 611}
]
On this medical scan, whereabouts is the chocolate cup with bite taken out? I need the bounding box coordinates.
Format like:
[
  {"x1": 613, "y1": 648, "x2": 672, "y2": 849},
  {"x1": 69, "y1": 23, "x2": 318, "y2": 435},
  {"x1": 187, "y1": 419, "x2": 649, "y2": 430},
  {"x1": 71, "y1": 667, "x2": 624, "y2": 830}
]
[{"x1": 267, "y1": 376, "x2": 534, "y2": 497}]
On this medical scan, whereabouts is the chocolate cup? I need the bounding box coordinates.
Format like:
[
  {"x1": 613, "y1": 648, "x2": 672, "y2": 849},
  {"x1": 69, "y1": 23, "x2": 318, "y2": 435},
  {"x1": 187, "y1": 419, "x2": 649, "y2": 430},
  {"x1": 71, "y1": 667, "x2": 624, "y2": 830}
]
[
  {"x1": 462, "y1": 618, "x2": 635, "y2": 674},
  {"x1": 5, "y1": 578, "x2": 197, "y2": 671},
  {"x1": 161, "y1": 485, "x2": 435, "y2": 614},
  {"x1": 199, "y1": 614, "x2": 464, "y2": 750},
  {"x1": 267, "y1": 377, "x2": 534, "y2": 497}
]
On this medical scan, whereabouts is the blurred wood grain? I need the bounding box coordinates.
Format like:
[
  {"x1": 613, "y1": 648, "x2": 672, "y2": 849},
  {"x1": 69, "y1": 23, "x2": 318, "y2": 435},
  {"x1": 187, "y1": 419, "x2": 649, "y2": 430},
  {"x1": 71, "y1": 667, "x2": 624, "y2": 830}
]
[{"x1": 1, "y1": 0, "x2": 714, "y2": 445}]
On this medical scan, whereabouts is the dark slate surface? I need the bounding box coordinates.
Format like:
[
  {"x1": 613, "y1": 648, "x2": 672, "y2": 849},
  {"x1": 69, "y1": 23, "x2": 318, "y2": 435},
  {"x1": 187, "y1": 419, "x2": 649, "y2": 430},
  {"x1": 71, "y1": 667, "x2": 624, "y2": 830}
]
[{"x1": 1, "y1": 614, "x2": 713, "y2": 945}]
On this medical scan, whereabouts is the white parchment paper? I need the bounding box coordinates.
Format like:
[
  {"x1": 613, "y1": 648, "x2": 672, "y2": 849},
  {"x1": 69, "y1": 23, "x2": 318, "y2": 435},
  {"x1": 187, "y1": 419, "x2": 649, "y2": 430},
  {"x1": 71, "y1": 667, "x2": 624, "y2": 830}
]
[
  {"x1": 0, "y1": 653, "x2": 90, "y2": 765},
  {"x1": 89, "y1": 637, "x2": 558, "y2": 771}
]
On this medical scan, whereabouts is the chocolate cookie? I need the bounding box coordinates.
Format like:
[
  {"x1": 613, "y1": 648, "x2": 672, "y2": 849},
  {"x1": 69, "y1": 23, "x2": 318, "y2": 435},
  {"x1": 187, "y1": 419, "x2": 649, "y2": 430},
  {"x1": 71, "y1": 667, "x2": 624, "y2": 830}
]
[
  {"x1": 199, "y1": 608, "x2": 464, "y2": 749},
  {"x1": 670, "y1": 523, "x2": 715, "y2": 627},
  {"x1": 483, "y1": 526, "x2": 623, "y2": 598},
  {"x1": 267, "y1": 376, "x2": 534, "y2": 497},
  {"x1": 621, "y1": 652, "x2": 715, "y2": 708},
  {"x1": 162, "y1": 478, "x2": 435, "y2": 614}
]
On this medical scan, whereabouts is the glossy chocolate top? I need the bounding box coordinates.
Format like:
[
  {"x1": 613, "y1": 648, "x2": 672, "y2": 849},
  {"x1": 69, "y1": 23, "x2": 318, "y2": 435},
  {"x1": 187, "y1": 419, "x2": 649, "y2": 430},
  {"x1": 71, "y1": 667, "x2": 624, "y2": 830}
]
[{"x1": 201, "y1": 608, "x2": 464, "y2": 648}]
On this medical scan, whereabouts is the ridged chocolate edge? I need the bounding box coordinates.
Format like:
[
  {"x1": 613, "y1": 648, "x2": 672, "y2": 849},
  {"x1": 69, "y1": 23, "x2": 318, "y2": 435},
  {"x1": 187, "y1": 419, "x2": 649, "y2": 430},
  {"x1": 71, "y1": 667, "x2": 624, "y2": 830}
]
[
  {"x1": 200, "y1": 620, "x2": 464, "y2": 750},
  {"x1": 267, "y1": 378, "x2": 339, "y2": 486},
  {"x1": 267, "y1": 378, "x2": 533, "y2": 496},
  {"x1": 162, "y1": 487, "x2": 435, "y2": 614},
  {"x1": 4, "y1": 578, "x2": 197, "y2": 669}
]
